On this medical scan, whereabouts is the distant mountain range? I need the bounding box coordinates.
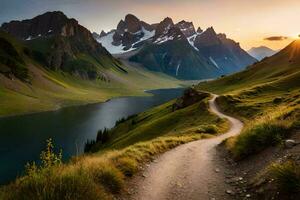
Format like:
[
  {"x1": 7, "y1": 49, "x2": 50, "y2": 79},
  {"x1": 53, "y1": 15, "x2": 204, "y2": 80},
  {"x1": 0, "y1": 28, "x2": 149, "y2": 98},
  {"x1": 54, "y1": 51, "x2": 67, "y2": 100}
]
[
  {"x1": 0, "y1": 11, "x2": 256, "y2": 81},
  {"x1": 94, "y1": 14, "x2": 257, "y2": 79},
  {"x1": 247, "y1": 46, "x2": 277, "y2": 61}
]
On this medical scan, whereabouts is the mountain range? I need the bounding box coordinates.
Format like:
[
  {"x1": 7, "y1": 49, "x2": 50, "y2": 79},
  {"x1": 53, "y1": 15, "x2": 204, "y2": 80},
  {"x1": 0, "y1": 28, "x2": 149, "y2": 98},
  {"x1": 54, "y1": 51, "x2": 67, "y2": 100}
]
[
  {"x1": 94, "y1": 14, "x2": 257, "y2": 79},
  {"x1": 247, "y1": 46, "x2": 277, "y2": 61},
  {"x1": 0, "y1": 11, "x2": 181, "y2": 116}
]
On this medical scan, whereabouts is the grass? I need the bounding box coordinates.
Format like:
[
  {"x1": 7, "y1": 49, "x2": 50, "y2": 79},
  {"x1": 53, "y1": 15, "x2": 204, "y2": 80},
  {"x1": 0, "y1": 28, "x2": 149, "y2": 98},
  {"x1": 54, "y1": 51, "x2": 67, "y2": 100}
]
[
  {"x1": 0, "y1": 60, "x2": 183, "y2": 117},
  {"x1": 195, "y1": 40, "x2": 300, "y2": 197},
  {"x1": 0, "y1": 30, "x2": 184, "y2": 117},
  {"x1": 88, "y1": 95, "x2": 229, "y2": 151},
  {"x1": 0, "y1": 134, "x2": 207, "y2": 200},
  {"x1": 196, "y1": 40, "x2": 300, "y2": 159},
  {"x1": 225, "y1": 108, "x2": 296, "y2": 159},
  {"x1": 0, "y1": 91, "x2": 229, "y2": 199},
  {"x1": 269, "y1": 161, "x2": 300, "y2": 193}
]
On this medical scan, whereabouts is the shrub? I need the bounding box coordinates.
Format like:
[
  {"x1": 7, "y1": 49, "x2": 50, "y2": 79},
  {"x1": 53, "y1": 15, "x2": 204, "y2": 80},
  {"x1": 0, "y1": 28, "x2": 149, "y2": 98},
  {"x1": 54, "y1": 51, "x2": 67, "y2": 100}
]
[
  {"x1": 230, "y1": 118, "x2": 291, "y2": 159},
  {"x1": 196, "y1": 125, "x2": 218, "y2": 134},
  {"x1": 91, "y1": 165, "x2": 124, "y2": 194},
  {"x1": 269, "y1": 161, "x2": 300, "y2": 193},
  {"x1": 113, "y1": 157, "x2": 138, "y2": 177}
]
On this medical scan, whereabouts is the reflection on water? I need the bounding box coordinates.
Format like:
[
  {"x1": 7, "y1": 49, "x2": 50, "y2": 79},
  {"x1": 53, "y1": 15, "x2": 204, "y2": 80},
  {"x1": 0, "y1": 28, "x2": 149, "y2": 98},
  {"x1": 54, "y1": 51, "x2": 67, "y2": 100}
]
[{"x1": 0, "y1": 88, "x2": 185, "y2": 184}]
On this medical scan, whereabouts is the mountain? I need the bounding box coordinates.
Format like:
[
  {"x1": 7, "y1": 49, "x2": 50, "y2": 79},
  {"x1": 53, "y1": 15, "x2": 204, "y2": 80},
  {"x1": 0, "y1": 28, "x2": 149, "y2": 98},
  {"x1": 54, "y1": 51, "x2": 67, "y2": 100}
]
[
  {"x1": 0, "y1": 12, "x2": 182, "y2": 117},
  {"x1": 198, "y1": 40, "x2": 300, "y2": 94},
  {"x1": 192, "y1": 28, "x2": 257, "y2": 73},
  {"x1": 1, "y1": 11, "x2": 125, "y2": 80},
  {"x1": 96, "y1": 14, "x2": 155, "y2": 54},
  {"x1": 95, "y1": 14, "x2": 256, "y2": 80},
  {"x1": 247, "y1": 46, "x2": 277, "y2": 61}
]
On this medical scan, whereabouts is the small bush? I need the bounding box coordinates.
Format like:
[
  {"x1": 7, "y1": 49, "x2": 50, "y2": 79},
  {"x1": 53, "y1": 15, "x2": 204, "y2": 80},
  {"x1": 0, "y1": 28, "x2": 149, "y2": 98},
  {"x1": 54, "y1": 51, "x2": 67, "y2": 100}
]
[
  {"x1": 273, "y1": 97, "x2": 283, "y2": 104},
  {"x1": 113, "y1": 157, "x2": 138, "y2": 177},
  {"x1": 196, "y1": 125, "x2": 218, "y2": 134},
  {"x1": 230, "y1": 119, "x2": 291, "y2": 159},
  {"x1": 91, "y1": 165, "x2": 124, "y2": 194},
  {"x1": 270, "y1": 161, "x2": 300, "y2": 193}
]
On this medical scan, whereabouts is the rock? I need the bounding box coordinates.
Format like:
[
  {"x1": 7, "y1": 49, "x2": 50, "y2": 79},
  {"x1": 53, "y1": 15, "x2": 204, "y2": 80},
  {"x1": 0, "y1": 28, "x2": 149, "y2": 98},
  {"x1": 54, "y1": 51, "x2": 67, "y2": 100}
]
[
  {"x1": 154, "y1": 17, "x2": 174, "y2": 38},
  {"x1": 175, "y1": 20, "x2": 196, "y2": 37},
  {"x1": 215, "y1": 168, "x2": 220, "y2": 173},
  {"x1": 226, "y1": 189, "x2": 235, "y2": 195},
  {"x1": 285, "y1": 139, "x2": 297, "y2": 148},
  {"x1": 172, "y1": 88, "x2": 210, "y2": 111},
  {"x1": 246, "y1": 194, "x2": 251, "y2": 198}
]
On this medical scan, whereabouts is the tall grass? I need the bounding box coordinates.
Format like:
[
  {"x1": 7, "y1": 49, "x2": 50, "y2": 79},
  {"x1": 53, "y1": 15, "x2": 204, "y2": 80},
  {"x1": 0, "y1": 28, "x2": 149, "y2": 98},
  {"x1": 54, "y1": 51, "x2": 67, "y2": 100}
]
[
  {"x1": 226, "y1": 109, "x2": 295, "y2": 159},
  {"x1": 1, "y1": 134, "x2": 206, "y2": 199},
  {"x1": 269, "y1": 161, "x2": 300, "y2": 193}
]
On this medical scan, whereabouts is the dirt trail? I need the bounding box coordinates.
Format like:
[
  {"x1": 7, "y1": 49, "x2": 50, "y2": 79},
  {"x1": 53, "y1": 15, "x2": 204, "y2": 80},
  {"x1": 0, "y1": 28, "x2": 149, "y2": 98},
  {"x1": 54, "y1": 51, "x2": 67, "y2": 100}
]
[{"x1": 126, "y1": 94, "x2": 244, "y2": 200}]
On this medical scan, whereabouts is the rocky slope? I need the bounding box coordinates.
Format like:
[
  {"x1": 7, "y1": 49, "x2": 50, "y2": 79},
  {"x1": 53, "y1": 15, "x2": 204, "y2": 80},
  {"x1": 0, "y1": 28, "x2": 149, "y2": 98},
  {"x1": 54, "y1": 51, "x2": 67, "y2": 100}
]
[
  {"x1": 95, "y1": 14, "x2": 256, "y2": 80},
  {"x1": 1, "y1": 11, "x2": 123, "y2": 80}
]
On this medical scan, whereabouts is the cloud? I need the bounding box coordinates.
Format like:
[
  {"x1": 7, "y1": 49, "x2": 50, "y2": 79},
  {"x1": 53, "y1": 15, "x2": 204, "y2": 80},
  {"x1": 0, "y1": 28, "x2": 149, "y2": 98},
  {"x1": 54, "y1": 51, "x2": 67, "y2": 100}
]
[{"x1": 264, "y1": 36, "x2": 289, "y2": 41}]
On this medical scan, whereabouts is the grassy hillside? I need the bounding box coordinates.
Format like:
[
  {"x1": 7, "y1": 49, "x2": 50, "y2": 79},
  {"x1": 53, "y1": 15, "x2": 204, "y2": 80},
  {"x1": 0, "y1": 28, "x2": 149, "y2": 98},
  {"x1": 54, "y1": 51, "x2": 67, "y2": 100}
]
[
  {"x1": 0, "y1": 90, "x2": 229, "y2": 199},
  {"x1": 197, "y1": 40, "x2": 300, "y2": 198},
  {"x1": 0, "y1": 31, "x2": 183, "y2": 117},
  {"x1": 88, "y1": 90, "x2": 229, "y2": 152}
]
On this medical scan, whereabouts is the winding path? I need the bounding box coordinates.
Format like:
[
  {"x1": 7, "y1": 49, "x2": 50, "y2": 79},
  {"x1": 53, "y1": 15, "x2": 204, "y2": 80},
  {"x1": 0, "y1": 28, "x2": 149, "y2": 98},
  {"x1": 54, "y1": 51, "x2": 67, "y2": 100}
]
[{"x1": 126, "y1": 94, "x2": 244, "y2": 200}]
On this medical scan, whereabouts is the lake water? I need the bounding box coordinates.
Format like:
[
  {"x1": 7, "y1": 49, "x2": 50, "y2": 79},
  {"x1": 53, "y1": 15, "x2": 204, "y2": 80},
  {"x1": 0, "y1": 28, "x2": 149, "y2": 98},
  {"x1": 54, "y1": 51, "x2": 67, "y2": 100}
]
[{"x1": 0, "y1": 88, "x2": 185, "y2": 184}]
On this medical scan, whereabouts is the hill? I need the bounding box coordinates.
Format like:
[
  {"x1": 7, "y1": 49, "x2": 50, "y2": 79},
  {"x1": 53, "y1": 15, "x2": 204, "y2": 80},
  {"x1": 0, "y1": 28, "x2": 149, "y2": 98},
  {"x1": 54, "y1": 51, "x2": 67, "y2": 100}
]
[
  {"x1": 248, "y1": 46, "x2": 277, "y2": 61},
  {"x1": 197, "y1": 40, "x2": 300, "y2": 199}
]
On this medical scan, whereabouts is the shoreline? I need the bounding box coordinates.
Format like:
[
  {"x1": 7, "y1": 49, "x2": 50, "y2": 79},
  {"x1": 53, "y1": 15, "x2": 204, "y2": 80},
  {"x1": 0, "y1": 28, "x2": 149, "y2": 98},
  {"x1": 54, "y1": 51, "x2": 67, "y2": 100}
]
[{"x1": 0, "y1": 86, "x2": 185, "y2": 119}]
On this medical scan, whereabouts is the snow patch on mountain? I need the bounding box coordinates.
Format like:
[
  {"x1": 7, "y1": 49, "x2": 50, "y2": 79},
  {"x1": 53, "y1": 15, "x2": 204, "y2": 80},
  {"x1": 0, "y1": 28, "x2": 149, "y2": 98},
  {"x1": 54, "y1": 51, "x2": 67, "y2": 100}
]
[
  {"x1": 97, "y1": 32, "x2": 129, "y2": 54},
  {"x1": 175, "y1": 62, "x2": 181, "y2": 76},
  {"x1": 97, "y1": 26, "x2": 154, "y2": 54},
  {"x1": 209, "y1": 57, "x2": 220, "y2": 69},
  {"x1": 140, "y1": 27, "x2": 155, "y2": 41},
  {"x1": 155, "y1": 35, "x2": 175, "y2": 44},
  {"x1": 187, "y1": 32, "x2": 203, "y2": 51}
]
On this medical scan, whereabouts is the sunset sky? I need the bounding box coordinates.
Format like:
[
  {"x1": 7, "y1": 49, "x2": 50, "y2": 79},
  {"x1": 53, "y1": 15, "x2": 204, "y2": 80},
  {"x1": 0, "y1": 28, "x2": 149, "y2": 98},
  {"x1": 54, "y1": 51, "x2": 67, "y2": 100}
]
[{"x1": 1, "y1": 0, "x2": 299, "y2": 50}]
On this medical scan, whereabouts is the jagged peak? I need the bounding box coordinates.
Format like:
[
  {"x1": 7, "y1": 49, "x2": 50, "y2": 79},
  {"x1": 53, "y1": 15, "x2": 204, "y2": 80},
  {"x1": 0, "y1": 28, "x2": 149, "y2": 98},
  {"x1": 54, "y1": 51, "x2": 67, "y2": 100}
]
[
  {"x1": 161, "y1": 17, "x2": 174, "y2": 25},
  {"x1": 217, "y1": 33, "x2": 227, "y2": 39},
  {"x1": 175, "y1": 20, "x2": 195, "y2": 37},
  {"x1": 100, "y1": 30, "x2": 107, "y2": 37},
  {"x1": 124, "y1": 14, "x2": 140, "y2": 23},
  {"x1": 205, "y1": 27, "x2": 216, "y2": 34},
  {"x1": 197, "y1": 27, "x2": 203, "y2": 33}
]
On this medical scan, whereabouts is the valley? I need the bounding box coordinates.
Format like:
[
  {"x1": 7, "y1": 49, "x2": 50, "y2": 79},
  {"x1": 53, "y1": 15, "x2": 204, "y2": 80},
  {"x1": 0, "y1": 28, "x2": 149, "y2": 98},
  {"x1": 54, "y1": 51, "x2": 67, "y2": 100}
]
[
  {"x1": 0, "y1": 13, "x2": 183, "y2": 117},
  {"x1": 0, "y1": 2, "x2": 299, "y2": 200}
]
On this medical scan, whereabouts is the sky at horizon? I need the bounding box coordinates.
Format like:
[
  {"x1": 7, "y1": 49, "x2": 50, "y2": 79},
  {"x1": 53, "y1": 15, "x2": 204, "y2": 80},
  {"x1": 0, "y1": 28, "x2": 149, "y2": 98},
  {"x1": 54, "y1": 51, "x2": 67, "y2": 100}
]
[{"x1": 1, "y1": 0, "x2": 299, "y2": 50}]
